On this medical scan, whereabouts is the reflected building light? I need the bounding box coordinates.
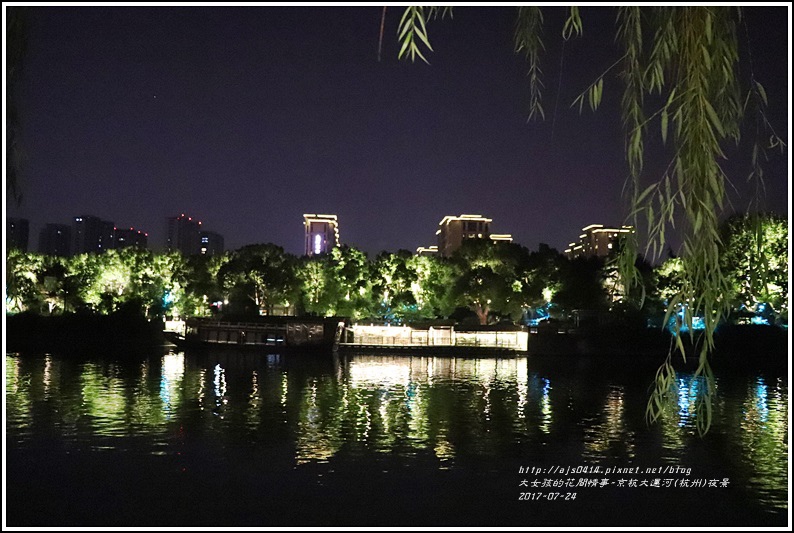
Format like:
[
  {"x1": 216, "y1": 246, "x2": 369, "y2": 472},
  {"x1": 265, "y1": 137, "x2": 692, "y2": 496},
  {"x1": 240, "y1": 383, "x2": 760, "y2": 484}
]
[
  {"x1": 379, "y1": 391, "x2": 389, "y2": 435},
  {"x1": 43, "y1": 355, "x2": 53, "y2": 398},
  {"x1": 476, "y1": 358, "x2": 498, "y2": 384},
  {"x1": 407, "y1": 383, "x2": 428, "y2": 442},
  {"x1": 349, "y1": 361, "x2": 411, "y2": 389},
  {"x1": 159, "y1": 373, "x2": 172, "y2": 417},
  {"x1": 162, "y1": 352, "x2": 185, "y2": 382},
  {"x1": 251, "y1": 371, "x2": 259, "y2": 400},
  {"x1": 677, "y1": 376, "x2": 698, "y2": 427},
  {"x1": 517, "y1": 361, "x2": 528, "y2": 420},
  {"x1": 197, "y1": 368, "x2": 206, "y2": 409},
  {"x1": 214, "y1": 364, "x2": 227, "y2": 411},
  {"x1": 364, "y1": 407, "x2": 371, "y2": 440},
  {"x1": 247, "y1": 371, "x2": 262, "y2": 430},
  {"x1": 426, "y1": 359, "x2": 435, "y2": 384},
  {"x1": 160, "y1": 353, "x2": 185, "y2": 418},
  {"x1": 540, "y1": 378, "x2": 552, "y2": 434},
  {"x1": 484, "y1": 384, "x2": 491, "y2": 423},
  {"x1": 281, "y1": 372, "x2": 289, "y2": 408},
  {"x1": 303, "y1": 381, "x2": 320, "y2": 429},
  {"x1": 755, "y1": 377, "x2": 769, "y2": 423},
  {"x1": 494, "y1": 359, "x2": 514, "y2": 382}
]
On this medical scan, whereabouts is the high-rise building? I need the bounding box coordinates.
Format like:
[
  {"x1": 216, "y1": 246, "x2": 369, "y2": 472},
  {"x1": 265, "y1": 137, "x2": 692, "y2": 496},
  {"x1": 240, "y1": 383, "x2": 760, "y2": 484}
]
[
  {"x1": 39, "y1": 224, "x2": 72, "y2": 257},
  {"x1": 7, "y1": 217, "x2": 29, "y2": 251},
  {"x1": 114, "y1": 227, "x2": 148, "y2": 249},
  {"x1": 565, "y1": 224, "x2": 634, "y2": 259},
  {"x1": 303, "y1": 214, "x2": 340, "y2": 256},
  {"x1": 166, "y1": 213, "x2": 202, "y2": 255},
  {"x1": 199, "y1": 230, "x2": 224, "y2": 256},
  {"x1": 435, "y1": 214, "x2": 513, "y2": 257},
  {"x1": 73, "y1": 215, "x2": 115, "y2": 254}
]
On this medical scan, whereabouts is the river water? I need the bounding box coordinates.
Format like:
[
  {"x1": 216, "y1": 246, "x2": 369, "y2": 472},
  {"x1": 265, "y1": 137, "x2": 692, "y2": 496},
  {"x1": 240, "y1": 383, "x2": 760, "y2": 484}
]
[{"x1": 5, "y1": 349, "x2": 789, "y2": 526}]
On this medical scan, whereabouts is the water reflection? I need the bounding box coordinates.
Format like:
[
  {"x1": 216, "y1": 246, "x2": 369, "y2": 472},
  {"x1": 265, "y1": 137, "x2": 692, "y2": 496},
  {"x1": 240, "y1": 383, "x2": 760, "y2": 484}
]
[
  {"x1": 6, "y1": 356, "x2": 31, "y2": 436},
  {"x1": 738, "y1": 375, "x2": 788, "y2": 511},
  {"x1": 581, "y1": 385, "x2": 635, "y2": 461},
  {"x1": 159, "y1": 352, "x2": 184, "y2": 419},
  {"x1": 5, "y1": 351, "x2": 788, "y2": 516},
  {"x1": 539, "y1": 376, "x2": 552, "y2": 433},
  {"x1": 80, "y1": 362, "x2": 127, "y2": 439}
]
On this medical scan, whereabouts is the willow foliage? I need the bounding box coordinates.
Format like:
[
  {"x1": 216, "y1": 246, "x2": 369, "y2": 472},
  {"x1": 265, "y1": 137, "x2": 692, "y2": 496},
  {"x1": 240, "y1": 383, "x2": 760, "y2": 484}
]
[{"x1": 395, "y1": 6, "x2": 785, "y2": 435}]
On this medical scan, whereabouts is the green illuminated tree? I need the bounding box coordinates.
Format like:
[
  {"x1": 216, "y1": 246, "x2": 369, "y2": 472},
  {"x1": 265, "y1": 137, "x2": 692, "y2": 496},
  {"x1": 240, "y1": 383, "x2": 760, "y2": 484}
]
[
  {"x1": 372, "y1": 250, "x2": 417, "y2": 322},
  {"x1": 5, "y1": 249, "x2": 46, "y2": 313},
  {"x1": 451, "y1": 239, "x2": 534, "y2": 324},
  {"x1": 328, "y1": 245, "x2": 374, "y2": 319},
  {"x1": 218, "y1": 244, "x2": 299, "y2": 316},
  {"x1": 720, "y1": 213, "x2": 788, "y2": 320},
  {"x1": 407, "y1": 253, "x2": 457, "y2": 319},
  {"x1": 296, "y1": 254, "x2": 338, "y2": 316}
]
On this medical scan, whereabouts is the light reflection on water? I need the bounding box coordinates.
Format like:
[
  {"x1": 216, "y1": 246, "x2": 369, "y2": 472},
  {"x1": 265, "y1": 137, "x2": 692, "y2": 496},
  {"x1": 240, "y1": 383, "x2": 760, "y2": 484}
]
[{"x1": 5, "y1": 350, "x2": 788, "y2": 520}]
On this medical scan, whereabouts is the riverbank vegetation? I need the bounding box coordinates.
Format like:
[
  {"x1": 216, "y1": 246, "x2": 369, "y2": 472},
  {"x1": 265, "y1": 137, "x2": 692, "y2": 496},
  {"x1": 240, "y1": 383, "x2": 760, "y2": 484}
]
[{"x1": 6, "y1": 214, "x2": 787, "y2": 331}]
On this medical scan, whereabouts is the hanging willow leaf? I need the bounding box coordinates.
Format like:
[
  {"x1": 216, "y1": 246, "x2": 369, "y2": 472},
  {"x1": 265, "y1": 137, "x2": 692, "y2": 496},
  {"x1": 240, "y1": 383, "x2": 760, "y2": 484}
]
[
  {"x1": 562, "y1": 6, "x2": 583, "y2": 40},
  {"x1": 389, "y1": 6, "x2": 782, "y2": 436},
  {"x1": 515, "y1": 6, "x2": 545, "y2": 121},
  {"x1": 397, "y1": 6, "x2": 434, "y2": 64},
  {"x1": 754, "y1": 80, "x2": 768, "y2": 105}
]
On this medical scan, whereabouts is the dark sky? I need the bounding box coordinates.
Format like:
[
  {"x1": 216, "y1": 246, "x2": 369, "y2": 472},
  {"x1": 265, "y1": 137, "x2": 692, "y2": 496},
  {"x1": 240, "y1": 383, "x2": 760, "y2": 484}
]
[{"x1": 6, "y1": 5, "x2": 790, "y2": 257}]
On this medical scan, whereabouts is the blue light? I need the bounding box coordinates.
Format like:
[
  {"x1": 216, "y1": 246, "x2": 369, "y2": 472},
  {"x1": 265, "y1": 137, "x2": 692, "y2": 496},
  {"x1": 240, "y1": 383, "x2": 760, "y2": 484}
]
[
  {"x1": 163, "y1": 291, "x2": 175, "y2": 307},
  {"x1": 755, "y1": 378, "x2": 769, "y2": 423},
  {"x1": 677, "y1": 375, "x2": 700, "y2": 427},
  {"x1": 525, "y1": 304, "x2": 551, "y2": 326},
  {"x1": 666, "y1": 306, "x2": 706, "y2": 335}
]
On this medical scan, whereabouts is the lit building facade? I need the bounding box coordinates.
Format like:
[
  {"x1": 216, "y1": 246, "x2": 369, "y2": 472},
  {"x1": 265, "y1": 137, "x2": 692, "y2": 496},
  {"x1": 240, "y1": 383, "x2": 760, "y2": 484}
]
[
  {"x1": 7, "y1": 217, "x2": 29, "y2": 252},
  {"x1": 199, "y1": 230, "x2": 224, "y2": 256},
  {"x1": 303, "y1": 214, "x2": 340, "y2": 256},
  {"x1": 435, "y1": 214, "x2": 513, "y2": 257},
  {"x1": 73, "y1": 215, "x2": 115, "y2": 254},
  {"x1": 565, "y1": 224, "x2": 634, "y2": 259},
  {"x1": 114, "y1": 227, "x2": 148, "y2": 249},
  {"x1": 415, "y1": 245, "x2": 439, "y2": 256},
  {"x1": 166, "y1": 214, "x2": 202, "y2": 255},
  {"x1": 39, "y1": 224, "x2": 72, "y2": 257}
]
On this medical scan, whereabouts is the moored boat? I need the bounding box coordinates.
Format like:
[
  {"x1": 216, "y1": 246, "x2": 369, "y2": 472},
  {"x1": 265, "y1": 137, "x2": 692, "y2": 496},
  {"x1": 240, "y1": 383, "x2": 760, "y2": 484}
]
[{"x1": 166, "y1": 316, "x2": 348, "y2": 353}]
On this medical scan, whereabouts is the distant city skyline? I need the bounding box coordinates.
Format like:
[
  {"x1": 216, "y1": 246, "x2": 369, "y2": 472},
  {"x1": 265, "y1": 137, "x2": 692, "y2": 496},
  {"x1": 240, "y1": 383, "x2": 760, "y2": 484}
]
[{"x1": 5, "y1": 6, "x2": 789, "y2": 258}]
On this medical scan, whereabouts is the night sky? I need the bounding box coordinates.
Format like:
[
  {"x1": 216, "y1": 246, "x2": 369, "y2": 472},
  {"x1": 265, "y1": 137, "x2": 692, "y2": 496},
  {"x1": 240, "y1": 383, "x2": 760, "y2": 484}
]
[{"x1": 6, "y1": 6, "x2": 790, "y2": 257}]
